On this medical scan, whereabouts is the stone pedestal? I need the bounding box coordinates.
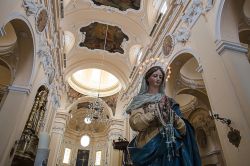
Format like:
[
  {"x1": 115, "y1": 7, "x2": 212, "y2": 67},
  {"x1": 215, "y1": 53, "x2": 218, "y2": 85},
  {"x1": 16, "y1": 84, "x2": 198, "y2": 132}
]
[
  {"x1": 35, "y1": 132, "x2": 50, "y2": 166},
  {"x1": 34, "y1": 148, "x2": 50, "y2": 166}
]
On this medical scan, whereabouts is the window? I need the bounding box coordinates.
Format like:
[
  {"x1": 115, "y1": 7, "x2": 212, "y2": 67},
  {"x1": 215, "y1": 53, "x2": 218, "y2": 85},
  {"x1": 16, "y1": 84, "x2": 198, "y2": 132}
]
[
  {"x1": 136, "y1": 49, "x2": 143, "y2": 65},
  {"x1": 95, "y1": 151, "x2": 102, "y2": 166},
  {"x1": 80, "y1": 135, "x2": 90, "y2": 147},
  {"x1": 63, "y1": 148, "x2": 71, "y2": 164},
  {"x1": 160, "y1": 1, "x2": 168, "y2": 14}
]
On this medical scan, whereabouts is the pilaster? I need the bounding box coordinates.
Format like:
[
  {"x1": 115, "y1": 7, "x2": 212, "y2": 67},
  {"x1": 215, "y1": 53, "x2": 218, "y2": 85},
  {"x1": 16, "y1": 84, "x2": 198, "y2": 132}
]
[{"x1": 47, "y1": 110, "x2": 69, "y2": 166}]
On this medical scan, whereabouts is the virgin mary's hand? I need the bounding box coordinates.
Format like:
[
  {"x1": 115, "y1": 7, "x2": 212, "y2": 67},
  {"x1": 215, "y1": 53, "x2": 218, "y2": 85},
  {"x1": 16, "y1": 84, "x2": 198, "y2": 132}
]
[{"x1": 162, "y1": 111, "x2": 169, "y2": 122}]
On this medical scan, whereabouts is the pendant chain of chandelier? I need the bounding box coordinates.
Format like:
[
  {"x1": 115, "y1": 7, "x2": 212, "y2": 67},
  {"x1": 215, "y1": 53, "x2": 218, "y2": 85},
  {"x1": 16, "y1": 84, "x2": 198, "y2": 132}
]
[{"x1": 86, "y1": 25, "x2": 109, "y2": 124}]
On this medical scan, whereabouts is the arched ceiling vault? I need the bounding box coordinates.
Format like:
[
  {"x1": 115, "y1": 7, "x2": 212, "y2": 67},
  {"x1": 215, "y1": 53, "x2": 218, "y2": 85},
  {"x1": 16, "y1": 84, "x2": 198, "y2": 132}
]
[{"x1": 61, "y1": 0, "x2": 160, "y2": 96}]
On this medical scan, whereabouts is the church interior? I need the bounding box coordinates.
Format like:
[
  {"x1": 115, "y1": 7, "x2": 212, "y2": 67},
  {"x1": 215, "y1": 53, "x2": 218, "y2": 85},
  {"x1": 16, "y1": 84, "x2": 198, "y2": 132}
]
[{"x1": 0, "y1": 0, "x2": 250, "y2": 165}]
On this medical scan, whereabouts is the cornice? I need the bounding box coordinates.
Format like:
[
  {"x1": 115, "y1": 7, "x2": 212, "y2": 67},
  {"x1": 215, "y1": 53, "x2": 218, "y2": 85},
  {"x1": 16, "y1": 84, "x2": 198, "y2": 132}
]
[
  {"x1": 216, "y1": 40, "x2": 248, "y2": 55},
  {"x1": 8, "y1": 84, "x2": 31, "y2": 94}
]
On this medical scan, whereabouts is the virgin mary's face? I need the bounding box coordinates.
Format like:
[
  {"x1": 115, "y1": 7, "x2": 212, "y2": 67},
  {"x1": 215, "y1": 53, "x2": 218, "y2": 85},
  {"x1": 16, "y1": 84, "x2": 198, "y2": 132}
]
[{"x1": 147, "y1": 69, "x2": 163, "y2": 88}]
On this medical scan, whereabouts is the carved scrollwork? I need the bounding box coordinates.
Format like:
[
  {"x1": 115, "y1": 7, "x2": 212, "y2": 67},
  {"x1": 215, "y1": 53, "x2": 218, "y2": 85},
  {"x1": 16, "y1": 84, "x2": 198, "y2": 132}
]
[
  {"x1": 174, "y1": 0, "x2": 214, "y2": 44},
  {"x1": 174, "y1": 27, "x2": 191, "y2": 43},
  {"x1": 22, "y1": 0, "x2": 43, "y2": 16},
  {"x1": 37, "y1": 43, "x2": 56, "y2": 85},
  {"x1": 204, "y1": 0, "x2": 214, "y2": 12},
  {"x1": 175, "y1": 0, "x2": 187, "y2": 5},
  {"x1": 51, "y1": 85, "x2": 60, "y2": 108}
]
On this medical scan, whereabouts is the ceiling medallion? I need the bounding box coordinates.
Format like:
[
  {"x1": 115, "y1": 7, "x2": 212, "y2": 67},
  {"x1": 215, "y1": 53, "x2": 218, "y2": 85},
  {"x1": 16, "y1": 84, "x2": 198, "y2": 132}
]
[
  {"x1": 35, "y1": 8, "x2": 48, "y2": 33},
  {"x1": 91, "y1": 0, "x2": 141, "y2": 11},
  {"x1": 162, "y1": 34, "x2": 175, "y2": 57},
  {"x1": 79, "y1": 22, "x2": 129, "y2": 54}
]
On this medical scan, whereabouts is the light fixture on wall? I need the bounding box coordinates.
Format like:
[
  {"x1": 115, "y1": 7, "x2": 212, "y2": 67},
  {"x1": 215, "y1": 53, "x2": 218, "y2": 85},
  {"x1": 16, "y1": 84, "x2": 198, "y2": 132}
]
[
  {"x1": 84, "y1": 25, "x2": 110, "y2": 125},
  {"x1": 210, "y1": 112, "x2": 241, "y2": 148}
]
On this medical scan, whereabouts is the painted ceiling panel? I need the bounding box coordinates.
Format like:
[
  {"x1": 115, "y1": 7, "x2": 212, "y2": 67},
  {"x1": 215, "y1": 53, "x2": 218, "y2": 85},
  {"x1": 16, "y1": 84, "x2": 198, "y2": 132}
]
[
  {"x1": 79, "y1": 22, "x2": 128, "y2": 54},
  {"x1": 91, "y1": 0, "x2": 141, "y2": 11}
]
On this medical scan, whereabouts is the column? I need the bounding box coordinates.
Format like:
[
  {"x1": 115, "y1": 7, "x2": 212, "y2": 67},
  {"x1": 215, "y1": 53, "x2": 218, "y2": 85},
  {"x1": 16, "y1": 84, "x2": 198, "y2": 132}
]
[
  {"x1": 108, "y1": 119, "x2": 124, "y2": 166},
  {"x1": 47, "y1": 110, "x2": 68, "y2": 166},
  {"x1": 217, "y1": 40, "x2": 250, "y2": 128},
  {"x1": 188, "y1": 12, "x2": 250, "y2": 164},
  {"x1": 0, "y1": 86, "x2": 30, "y2": 166}
]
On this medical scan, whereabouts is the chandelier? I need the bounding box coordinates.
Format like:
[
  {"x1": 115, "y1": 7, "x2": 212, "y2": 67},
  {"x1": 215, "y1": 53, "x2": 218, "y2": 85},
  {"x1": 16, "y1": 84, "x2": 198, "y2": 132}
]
[
  {"x1": 84, "y1": 96, "x2": 109, "y2": 124},
  {"x1": 84, "y1": 25, "x2": 110, "y2": 125}
]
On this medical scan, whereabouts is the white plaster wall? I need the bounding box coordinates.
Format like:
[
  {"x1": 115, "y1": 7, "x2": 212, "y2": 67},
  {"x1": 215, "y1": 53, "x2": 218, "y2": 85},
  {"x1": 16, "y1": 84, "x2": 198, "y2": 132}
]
[
  {"x1": 0, "y1": 63, "x2": 47, "y2": 165},
  {"x1": 180, "y1": 58, "x2": 202, "y2": 79},
  {"x1": 185, "y1": 11, "x2": 250, "y2": 166}
]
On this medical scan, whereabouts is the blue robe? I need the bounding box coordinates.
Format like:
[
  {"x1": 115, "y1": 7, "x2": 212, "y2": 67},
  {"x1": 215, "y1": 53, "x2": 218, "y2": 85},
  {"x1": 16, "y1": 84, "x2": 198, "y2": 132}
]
[{"x1": 127, "y1": 103, "x2": 201, "y2": 166}]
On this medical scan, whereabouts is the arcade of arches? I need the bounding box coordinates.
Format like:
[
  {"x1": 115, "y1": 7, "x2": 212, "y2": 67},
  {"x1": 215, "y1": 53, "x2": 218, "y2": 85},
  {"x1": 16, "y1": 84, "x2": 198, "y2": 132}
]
[{"x1": 0, "y1": 0, "x2": 250, "y2": 166}]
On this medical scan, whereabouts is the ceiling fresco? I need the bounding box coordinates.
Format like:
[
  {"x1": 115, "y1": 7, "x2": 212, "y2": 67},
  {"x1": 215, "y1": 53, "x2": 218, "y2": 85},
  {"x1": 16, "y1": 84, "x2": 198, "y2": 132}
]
[
  {"x1": 76, "y1": 94, "x2": 118, "y2": 116},
  {"x1": 79, "y1": 22, "x2": 129, "y2": 54},
  {"x1": 67, "y1": 110, "x2": 109, "y2": 133},
  {"x1": 67, "y1": 87, "x2": 84, "y2": 101},
  {"x1": 91, "y1": 0, "x2": 141, "y2": 11},
  {"x1": 68, "y1": 86, "x2": 118, "y2": 116},
  {"x1": 101, "y1": 93, "x2": 118, "y2": 116},
  {"x1": 77, "y1": 102, "x2": 90, "y2": 109}
]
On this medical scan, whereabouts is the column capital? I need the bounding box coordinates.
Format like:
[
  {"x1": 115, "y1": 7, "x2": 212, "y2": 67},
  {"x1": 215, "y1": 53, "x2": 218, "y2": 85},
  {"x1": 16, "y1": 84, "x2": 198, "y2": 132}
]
[
  {"x1": 51, "y1": 111, "x2": 69, "y2": 135},
  {"x1": 8, "y1": 84, "x2": 31, "y2": 94}
]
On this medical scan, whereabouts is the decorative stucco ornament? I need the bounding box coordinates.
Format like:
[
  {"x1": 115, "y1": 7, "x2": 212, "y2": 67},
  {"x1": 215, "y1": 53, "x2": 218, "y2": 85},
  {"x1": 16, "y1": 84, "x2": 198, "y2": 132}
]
[
  {"x1": 37, "y1": 43, "x2": 55, "y2": 85},
  {"x1": 23, "y1": 0, "x2": 43, "y2": 16},
  {"x1": 174, "y1": 27, "x2": 191, "y2": 43}
]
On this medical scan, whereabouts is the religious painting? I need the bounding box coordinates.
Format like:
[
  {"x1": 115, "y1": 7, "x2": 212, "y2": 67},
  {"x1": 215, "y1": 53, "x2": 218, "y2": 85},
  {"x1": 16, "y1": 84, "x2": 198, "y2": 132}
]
[
  {"x1": 76, "y1": 149, "x2": 90, "y2": 166},
  {"x1": 77, "y1": 102, "x2": 91, "y2": 109},
  {"x1": 79, "y1": 22, "x2": 129, "y2": 54},
  {"x1": 91, "y1": 0, "x2": 141, "y2": 11},
  {"x1": 162, "y1": 34, "x2": 175, "y2": 57},
  {"x1": 67, "y1": 87, "x2": 85, "y2": 101}
]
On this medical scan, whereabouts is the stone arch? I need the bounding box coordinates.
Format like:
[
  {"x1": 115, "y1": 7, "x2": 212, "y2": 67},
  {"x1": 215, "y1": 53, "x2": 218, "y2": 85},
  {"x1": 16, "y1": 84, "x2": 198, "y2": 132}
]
[
  {"x1": 188, "y1": 108, "x2": 224, "y2": 165},
  {"x1": 0, "y1": 16, "x2": 37, "y2": 165},
  {"x1": 166, "y1": 51, "x2": 197, "y2": 96},
  {"x1": 215, "y1": 0, "x2": 245, "y2": 42},
  {"x1": 0, "y1": 59, "x2": 12, "y2": 109},
  {"x1": 177, "y1": 88, "x2": 210, "y2": 109},
  {"x1": 7, "y1": 18, "x2": 35, "y2": 87},
  {"x1": 167, "y1": 51, "x2": 225, "y2": 165},
  {"x1": 2, "y1": 13, "x2": 37, "y2": 84}
]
